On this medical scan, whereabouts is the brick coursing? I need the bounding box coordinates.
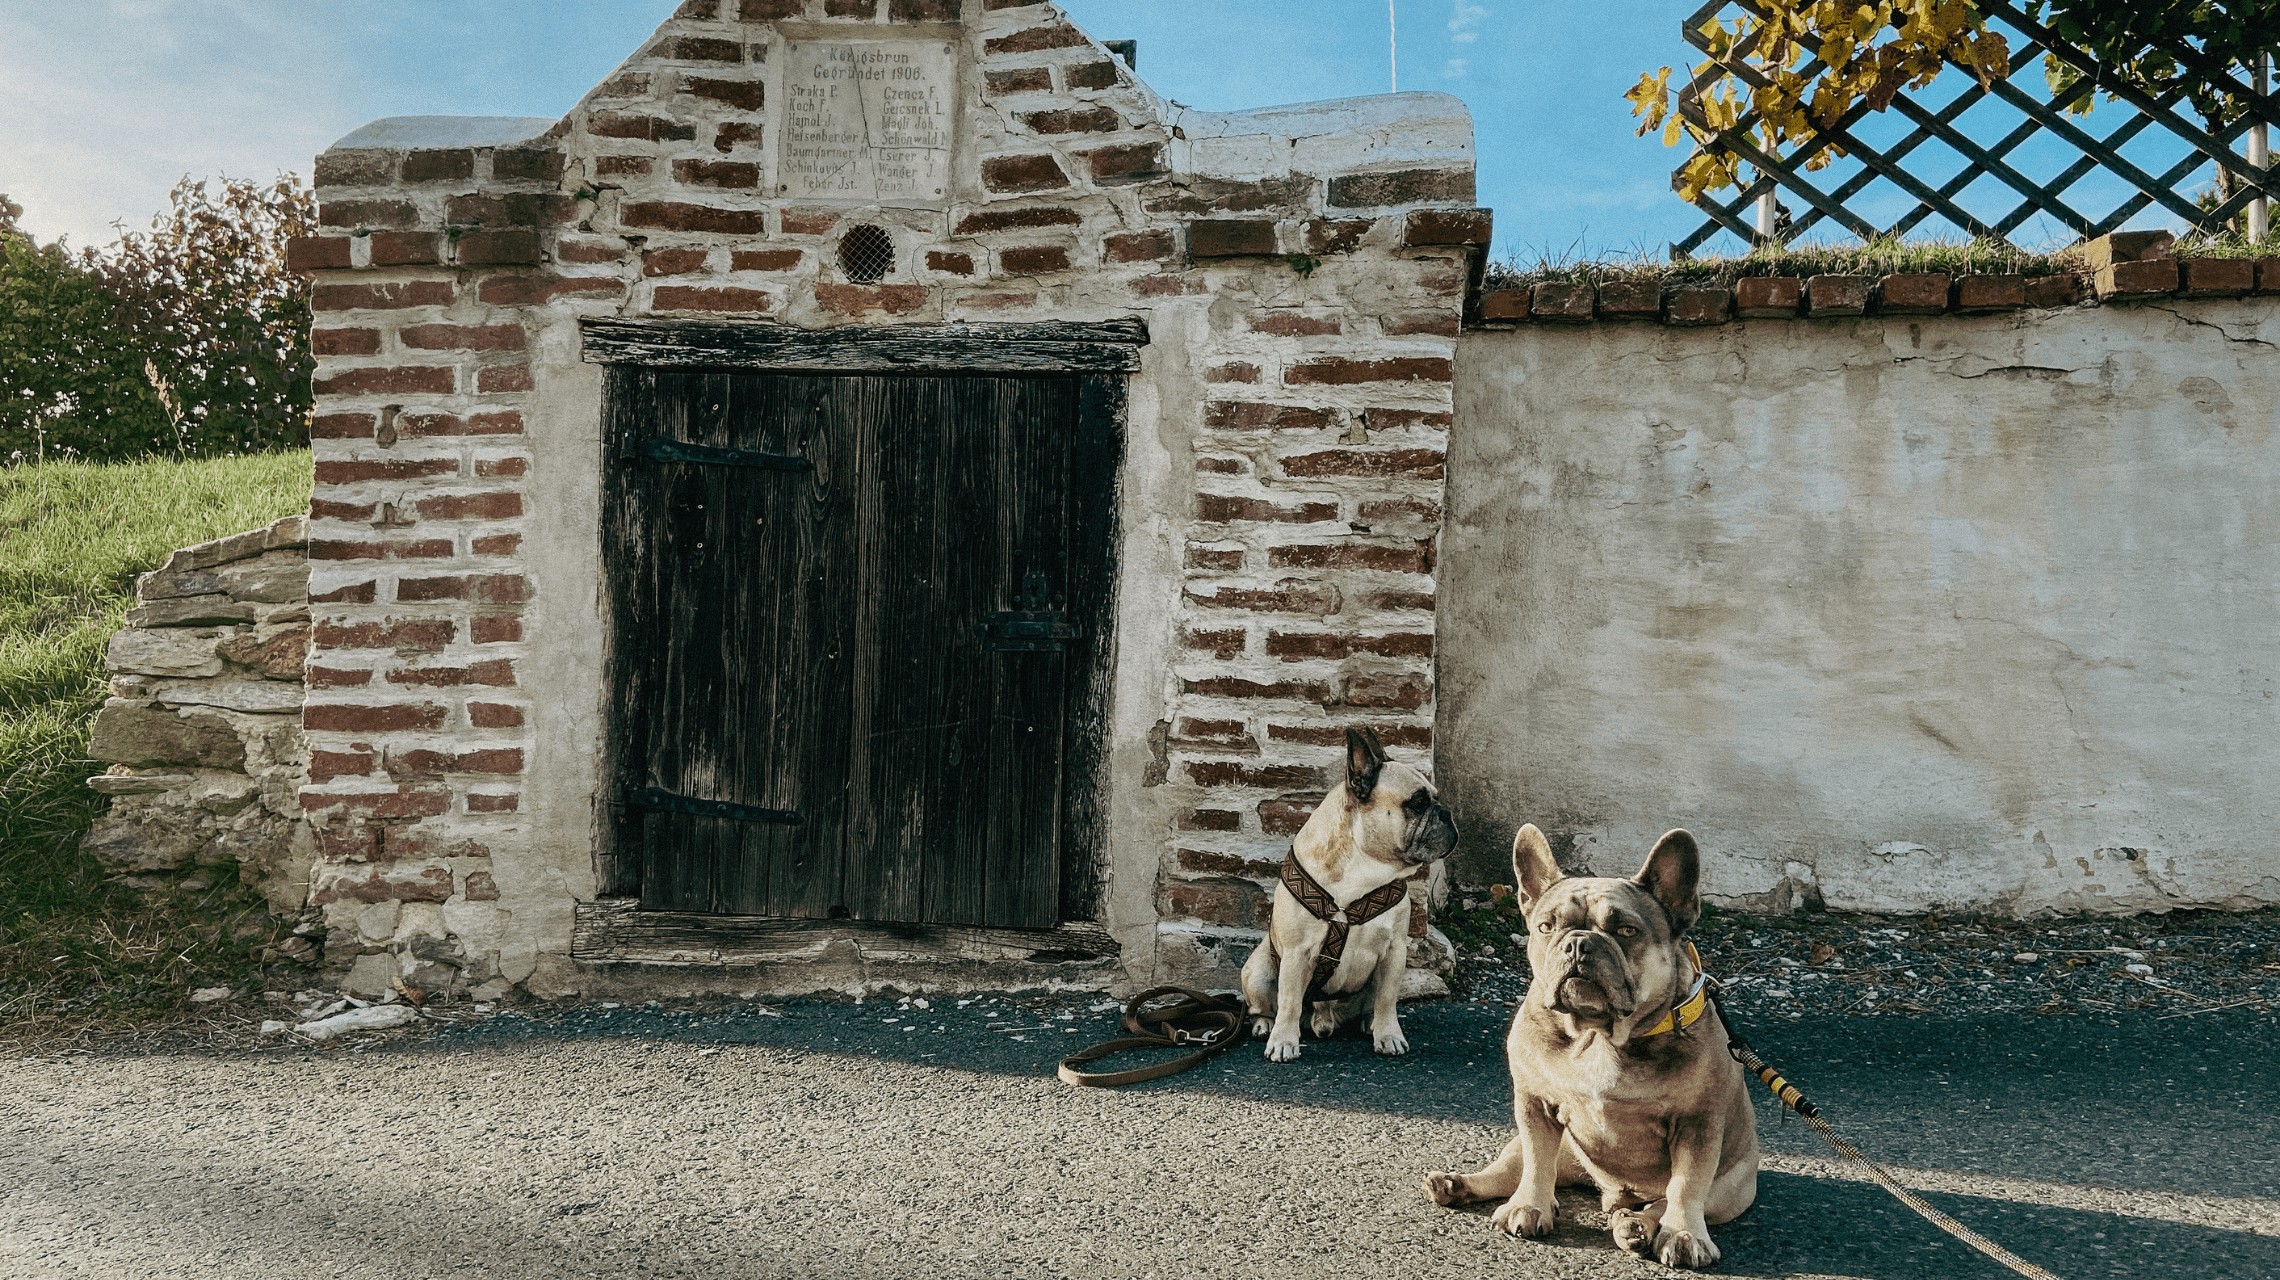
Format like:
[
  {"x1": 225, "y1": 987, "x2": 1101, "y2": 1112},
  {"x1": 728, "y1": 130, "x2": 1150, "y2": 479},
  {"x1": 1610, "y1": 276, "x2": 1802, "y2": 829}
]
[{"x1": 289, "y1": 0, "x2": 1480, "y2": 984}]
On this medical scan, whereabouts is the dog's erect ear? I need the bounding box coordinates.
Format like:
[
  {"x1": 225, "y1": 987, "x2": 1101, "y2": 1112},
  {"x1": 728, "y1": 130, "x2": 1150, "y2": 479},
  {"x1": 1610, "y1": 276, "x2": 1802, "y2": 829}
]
[
  {"x1": 1511, "y1": 824, "x2": 1562, "y2": 908},
  {"x1": 1634, "y1": 828, "x2": 1702, "y2": 935},
  {"x1": 1345, "y1": 727, "x2": 1388, "y2": 804}
]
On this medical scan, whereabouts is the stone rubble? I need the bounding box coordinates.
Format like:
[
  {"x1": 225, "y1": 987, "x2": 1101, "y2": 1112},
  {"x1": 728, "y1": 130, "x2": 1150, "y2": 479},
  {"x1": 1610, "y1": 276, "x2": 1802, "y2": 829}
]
[
  {"x1": 81, "y1": 514, "x2": 314, "y2": 915},
  {"x1": 290, "y1": 1002, "x2": 422, "y2": 1041}
]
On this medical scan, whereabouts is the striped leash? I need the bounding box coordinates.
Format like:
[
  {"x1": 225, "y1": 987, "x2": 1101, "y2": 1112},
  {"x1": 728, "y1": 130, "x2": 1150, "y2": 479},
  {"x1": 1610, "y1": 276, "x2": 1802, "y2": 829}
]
[{"x1": 1714, "y1": 996, "x2": 2065, "y2": 1280}]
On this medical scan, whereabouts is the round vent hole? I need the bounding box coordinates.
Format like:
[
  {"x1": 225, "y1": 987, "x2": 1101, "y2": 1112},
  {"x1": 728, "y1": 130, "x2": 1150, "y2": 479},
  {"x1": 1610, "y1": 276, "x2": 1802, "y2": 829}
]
[{"x1": 838, "y1": 224, "x2": 895, "y2": 284}]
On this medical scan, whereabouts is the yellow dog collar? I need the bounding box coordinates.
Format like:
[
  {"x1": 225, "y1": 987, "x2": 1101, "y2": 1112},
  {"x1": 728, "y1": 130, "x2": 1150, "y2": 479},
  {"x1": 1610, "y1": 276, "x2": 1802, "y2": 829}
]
[{"x1": 1636, "y1": 940, "x2": 1711, "y2": 1038}]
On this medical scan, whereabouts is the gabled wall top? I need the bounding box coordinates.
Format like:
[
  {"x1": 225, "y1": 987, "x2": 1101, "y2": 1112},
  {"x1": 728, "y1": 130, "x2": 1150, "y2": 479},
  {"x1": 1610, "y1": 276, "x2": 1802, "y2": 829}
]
[
  {"x1": 330, "y1": 117, "x2": 559, "y2": 153},
  {"x1": 291, "y1": 0, "x2": 1490, "y2": 998}
]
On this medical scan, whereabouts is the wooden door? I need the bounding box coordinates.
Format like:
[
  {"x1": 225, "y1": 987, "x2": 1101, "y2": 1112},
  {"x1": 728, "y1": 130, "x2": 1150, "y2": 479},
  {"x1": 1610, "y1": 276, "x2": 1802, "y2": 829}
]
[{"x1": 601, "y1": 369, "x2": 1091, "y2": 929}]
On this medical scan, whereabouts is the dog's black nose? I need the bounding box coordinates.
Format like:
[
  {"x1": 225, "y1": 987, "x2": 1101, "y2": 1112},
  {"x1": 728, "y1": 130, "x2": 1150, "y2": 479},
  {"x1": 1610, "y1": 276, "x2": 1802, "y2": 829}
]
[{"x1": 1550, "y1": 926, "x2": 1605, "y2": 958}]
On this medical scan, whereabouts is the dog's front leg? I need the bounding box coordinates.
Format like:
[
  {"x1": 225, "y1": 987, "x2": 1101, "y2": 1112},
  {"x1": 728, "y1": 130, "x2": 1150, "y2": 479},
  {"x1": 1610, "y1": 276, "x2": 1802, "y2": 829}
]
[
  {"x1": 1487, "y1": 1096, "x2": 1562, "y2": 1238},
  {"x1": 1421, "y1": 1130, "x2": 1521, "y2": 1208},
  {"x1": 1651, "y1": 1112, "x2": 1725, "y2": 1269},
  {"x1": 1239, "y1": 936, "x2": 1277, "y2": 1038},
  {"x1": 1263, "y1": 938, "x2": 1318, "y2": 1061},
  {"x1": 1366, "y1": 914, "x2": 1410, "y2": 1055}
]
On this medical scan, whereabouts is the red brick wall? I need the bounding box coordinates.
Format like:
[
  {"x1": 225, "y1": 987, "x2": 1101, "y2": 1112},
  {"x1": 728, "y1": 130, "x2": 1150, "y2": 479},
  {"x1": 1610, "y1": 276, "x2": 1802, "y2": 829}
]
[{"x1": 292, "y1": 0, "x2": 1482, "y2": 989}]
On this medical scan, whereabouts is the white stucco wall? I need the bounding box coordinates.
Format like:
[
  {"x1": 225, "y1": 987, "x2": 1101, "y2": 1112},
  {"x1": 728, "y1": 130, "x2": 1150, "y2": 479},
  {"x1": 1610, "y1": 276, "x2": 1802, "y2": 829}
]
[{"x1": 1443, "y1": 299, "x2": 2280, "y2": 915}]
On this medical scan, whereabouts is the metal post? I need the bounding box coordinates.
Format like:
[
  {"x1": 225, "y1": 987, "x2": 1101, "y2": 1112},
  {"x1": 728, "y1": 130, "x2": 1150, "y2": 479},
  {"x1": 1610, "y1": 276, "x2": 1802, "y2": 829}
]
[
  {"x1": 2251, "y1": 52, "x2": 2271, "y2": 243},
  {"x1": 1756, "y1": 189, "x2": 1778, "y2": 241},
  {"x1": 1388, "y1": 0, "x2": 1399, "y2": 94}
]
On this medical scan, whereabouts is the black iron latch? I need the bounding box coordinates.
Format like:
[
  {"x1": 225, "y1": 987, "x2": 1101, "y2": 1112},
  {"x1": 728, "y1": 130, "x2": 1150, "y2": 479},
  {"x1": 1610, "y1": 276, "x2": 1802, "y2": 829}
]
[
  {"x1": 619, "y1": 786, "x2": 802, "y2": 826},
  {"x1": 619, "y1": 432, "x2": 812, "y2": 473},
  {"x1": 981, "y1": 570, "x2": 1081, "y2": 652}
]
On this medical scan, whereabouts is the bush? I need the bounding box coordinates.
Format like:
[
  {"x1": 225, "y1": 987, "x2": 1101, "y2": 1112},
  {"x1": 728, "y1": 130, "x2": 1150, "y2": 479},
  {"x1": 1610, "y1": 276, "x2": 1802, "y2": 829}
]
[
  {"x1": 0, "y1": 177, "x2": 314, "y2": 464},
  {"x1": 0, "y1": 212, "x2": 171, "y2": 461}
]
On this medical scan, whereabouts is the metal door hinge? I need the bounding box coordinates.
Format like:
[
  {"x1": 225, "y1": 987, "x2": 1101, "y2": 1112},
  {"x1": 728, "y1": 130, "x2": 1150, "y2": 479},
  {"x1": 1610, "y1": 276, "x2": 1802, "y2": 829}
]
[
  {"x1": 619, "y1": 432, "x2": 812, "y2": 473},
  {"x1": 982, "y1": 569, "x2": 1081, "y2": 651},
  {"x1": 619, "y1": 786, "x2": 802, "y2": 826}
]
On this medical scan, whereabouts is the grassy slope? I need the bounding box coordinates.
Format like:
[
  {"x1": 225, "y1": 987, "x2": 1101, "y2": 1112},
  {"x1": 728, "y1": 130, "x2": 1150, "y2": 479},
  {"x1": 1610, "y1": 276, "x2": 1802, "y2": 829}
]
[{"x1": 0, "y1": 451, "x2": 310, "y2": 1031}]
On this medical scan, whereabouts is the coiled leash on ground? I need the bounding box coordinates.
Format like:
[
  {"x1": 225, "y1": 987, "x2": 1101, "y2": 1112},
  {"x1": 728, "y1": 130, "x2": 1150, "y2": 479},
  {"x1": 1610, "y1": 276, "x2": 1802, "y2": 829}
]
[
  {"x1": 1057, "y1": 986, "x2": 1250, "y2": 1087},
  {"x1": 1712, "y1": 990, "x2": 2065, "y2": 1280}
]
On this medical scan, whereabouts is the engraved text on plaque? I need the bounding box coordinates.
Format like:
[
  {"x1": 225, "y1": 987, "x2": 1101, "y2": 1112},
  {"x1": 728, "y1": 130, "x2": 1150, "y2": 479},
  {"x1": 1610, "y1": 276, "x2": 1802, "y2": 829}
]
[{"x1": 777, "y1": 41, "x2": 956, "y2": 206}]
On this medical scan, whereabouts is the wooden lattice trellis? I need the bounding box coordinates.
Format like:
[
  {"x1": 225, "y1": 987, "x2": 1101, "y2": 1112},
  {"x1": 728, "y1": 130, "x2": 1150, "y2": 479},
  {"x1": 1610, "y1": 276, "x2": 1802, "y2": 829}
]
[{"x1": 1670, "y1": 0, "x2": 2278, "y2": 256}]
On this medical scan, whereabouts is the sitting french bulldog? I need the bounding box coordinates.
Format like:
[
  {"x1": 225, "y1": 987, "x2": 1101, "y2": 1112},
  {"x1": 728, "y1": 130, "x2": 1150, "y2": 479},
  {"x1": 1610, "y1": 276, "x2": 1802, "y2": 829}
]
[
  {"x1": 1239, "y1": 728, "x2": 1458, "y2": 1061},
  {"x1": 1422, "y1": 823, "x2": 1759, "y2": 1270}
]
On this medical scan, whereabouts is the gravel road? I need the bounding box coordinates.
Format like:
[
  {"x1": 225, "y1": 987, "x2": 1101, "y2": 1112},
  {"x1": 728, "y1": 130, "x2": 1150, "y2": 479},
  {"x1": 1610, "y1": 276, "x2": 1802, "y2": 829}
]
[{"x1": 4, "y1": 988, "x2": 2275, "y2": 1280}]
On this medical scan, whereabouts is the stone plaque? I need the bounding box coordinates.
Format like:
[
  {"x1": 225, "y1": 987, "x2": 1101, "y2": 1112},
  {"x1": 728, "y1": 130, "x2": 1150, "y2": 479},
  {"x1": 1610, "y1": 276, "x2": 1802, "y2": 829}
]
[{"x1": 777, "y1": 40, "x2": 956, "y2": 206}]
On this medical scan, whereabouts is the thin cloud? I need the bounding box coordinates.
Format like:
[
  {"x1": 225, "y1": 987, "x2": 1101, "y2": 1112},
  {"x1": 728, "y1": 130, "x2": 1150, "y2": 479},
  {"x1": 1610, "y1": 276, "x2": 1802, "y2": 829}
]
[
  {"x1": 1448, "y1": 0, "x2": 1488, "y2": 43},
  {"x1": 1441, "y1": 0, "x2": 1487, "y2": 79},
  {"x1": 0, "y1": 1, "x2": 349, "y2": 246},
  {"x1": 1, "y1": 0, "x2": 675, "y2": 247}
]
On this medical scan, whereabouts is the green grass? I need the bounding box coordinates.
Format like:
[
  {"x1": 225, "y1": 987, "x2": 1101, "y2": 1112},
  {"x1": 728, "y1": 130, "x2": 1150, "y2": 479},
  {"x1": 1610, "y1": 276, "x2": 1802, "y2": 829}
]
[
  {"x1": 2172, "y1": 228, "x2": 2280, "y2": 259},
  {"x1": 0, "y1": 451, "x2": 310, "y2": 1037},
  {"x1": 1485, "y1": 235, "x2": 2088, "y2": 293}
]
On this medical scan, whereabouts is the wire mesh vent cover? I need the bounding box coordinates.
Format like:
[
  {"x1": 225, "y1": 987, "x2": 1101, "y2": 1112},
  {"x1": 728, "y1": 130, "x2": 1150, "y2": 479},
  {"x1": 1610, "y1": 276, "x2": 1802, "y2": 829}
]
[{"x1": 838, "y1": 225, "x2": 896, "y2": 284}]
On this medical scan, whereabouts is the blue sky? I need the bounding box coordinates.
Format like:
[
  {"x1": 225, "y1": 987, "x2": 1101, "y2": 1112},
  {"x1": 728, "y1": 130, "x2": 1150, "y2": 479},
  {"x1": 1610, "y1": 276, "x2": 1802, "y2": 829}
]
[{"x1": 0, "y1": 0, "x2": 1717, "y2": 262}]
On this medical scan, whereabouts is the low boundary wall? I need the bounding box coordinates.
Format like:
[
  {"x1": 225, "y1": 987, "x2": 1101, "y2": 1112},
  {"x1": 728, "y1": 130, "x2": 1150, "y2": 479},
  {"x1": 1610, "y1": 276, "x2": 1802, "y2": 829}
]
[{"x1": 1443, "y1": 294, "x2": 2280, "y2": 915}]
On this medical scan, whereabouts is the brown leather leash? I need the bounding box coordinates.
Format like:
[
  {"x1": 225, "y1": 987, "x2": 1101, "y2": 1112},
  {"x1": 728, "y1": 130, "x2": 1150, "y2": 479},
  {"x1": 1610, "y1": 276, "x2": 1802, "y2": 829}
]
[
  {"x1": 1056, "y1": 986, "x2": 1249, "y2": 1087},
  {"x1": 1712, "y1": 986, "x2": 2066, "y2": 1280},
  {"x1": 1058, "y1": 854, "x2": 1421, "y2": 1087}
]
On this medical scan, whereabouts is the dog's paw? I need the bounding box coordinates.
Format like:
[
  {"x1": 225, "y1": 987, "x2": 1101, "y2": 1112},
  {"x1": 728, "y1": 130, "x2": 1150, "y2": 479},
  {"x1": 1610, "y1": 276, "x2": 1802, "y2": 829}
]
[
  {"x1": 1248, "y1": 1015, "x2": 1273, "y2": 1039},
  {"x1": 1419, "y1": 1172, "x2": 1477, "y2": 1207},
  {"x1": 1608, "y1": 1210, "x2": 1656, "y2": 1258},
  {"x1": 1654, "y1": 1226, "x2": 1720, "y2": 1269},
  {"x1": 1263, "y1": 1031, "x2": 1302, "y2": 1062},
  {"x1": 1371, "y1": 1023, "x2": 1410, "y2": 1055},
  {"x1": 1490, "y1": 1197, "x2": 1556, "y2": 1238}
]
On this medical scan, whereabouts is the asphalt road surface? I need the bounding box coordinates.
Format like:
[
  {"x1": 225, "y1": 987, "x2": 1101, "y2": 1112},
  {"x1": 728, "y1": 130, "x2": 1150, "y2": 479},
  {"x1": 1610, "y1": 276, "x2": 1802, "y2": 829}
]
[{"x1": 4, "y1": 993, "x2": 2275, "y2": 1279}]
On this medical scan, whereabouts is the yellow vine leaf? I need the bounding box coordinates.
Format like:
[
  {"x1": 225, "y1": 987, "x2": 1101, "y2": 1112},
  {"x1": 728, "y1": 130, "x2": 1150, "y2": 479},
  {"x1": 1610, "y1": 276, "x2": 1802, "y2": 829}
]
[{"x1": 1629, "y1": 0, "x2": 2005, "y2": 200}]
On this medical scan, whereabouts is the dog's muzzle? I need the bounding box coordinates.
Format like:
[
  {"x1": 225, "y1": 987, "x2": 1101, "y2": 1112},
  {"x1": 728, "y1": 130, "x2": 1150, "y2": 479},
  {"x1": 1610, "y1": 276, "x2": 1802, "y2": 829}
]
[
  {"x1": 1544, "y1": 930, "x2": 1637, "y2": 1018},
  {"x1": 1401, "y1": 802, "x2": 1460, "y2": 865}
]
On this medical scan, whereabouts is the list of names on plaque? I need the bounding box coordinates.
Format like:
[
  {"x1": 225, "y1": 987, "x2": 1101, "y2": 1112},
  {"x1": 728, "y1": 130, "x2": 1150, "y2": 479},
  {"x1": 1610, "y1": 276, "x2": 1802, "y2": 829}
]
[{"x1": 778, "y1": 40, "x2": 955, "y2": 206}]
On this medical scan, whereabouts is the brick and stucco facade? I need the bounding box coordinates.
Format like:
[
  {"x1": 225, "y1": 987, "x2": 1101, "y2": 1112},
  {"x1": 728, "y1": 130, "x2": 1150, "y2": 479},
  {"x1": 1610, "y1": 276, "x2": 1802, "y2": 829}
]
[
  {"x1": 84, "y1": 4, "x2": 2280, "y2": 1000},
  {"x1": 274, "y1": 0, "x2": 1482, "y2": 996}
]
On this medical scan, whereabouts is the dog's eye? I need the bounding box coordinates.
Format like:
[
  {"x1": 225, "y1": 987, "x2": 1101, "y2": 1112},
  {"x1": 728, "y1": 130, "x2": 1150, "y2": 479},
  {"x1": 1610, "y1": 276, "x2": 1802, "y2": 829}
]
[
  {"x1": 1536, "y1": 919, "x2": 1553, "y2": 933},
  {"x1": 1402, "y1": 789, "x2": 1432, "y2": 815},
  {"x1": 1615, "y1": 925, "x2": 1639, "y2": 938}
]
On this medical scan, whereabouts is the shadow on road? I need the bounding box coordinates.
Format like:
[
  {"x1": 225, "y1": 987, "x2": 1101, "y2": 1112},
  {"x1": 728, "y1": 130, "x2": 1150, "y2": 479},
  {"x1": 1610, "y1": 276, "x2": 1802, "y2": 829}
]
[
  {"x1": 1435, "y1": 1172, "x2": 2280, "y2": 1280},
  {"x1": 434, "y1": 996, "x2": 2278, "y2": 1196},
  {"x1": 421, "y1": 995, "x2": 2280, "y2": 1278}
]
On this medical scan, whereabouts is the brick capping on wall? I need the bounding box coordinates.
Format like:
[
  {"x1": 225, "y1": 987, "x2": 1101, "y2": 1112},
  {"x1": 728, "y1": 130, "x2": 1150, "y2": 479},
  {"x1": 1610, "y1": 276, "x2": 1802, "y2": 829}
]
[{"x1": 1469, "y1": 237, "x2": 2280, "y2": 329}]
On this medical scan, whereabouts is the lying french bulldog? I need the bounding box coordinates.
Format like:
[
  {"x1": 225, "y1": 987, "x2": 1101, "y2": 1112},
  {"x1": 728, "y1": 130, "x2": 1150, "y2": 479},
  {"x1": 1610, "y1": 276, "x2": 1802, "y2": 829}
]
[
  {"x1": 1422, "y1": 823, "x2": 1758, "y2": 1269},
  {"x1": 1239, "y1": 728, "x2": 1458, "y2": 1061}
]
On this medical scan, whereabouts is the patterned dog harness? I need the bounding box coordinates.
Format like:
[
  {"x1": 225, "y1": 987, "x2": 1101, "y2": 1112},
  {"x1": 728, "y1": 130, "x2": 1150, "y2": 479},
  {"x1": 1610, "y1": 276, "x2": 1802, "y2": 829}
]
[{"x1": 1279, "y1": 850, "x2": 1421, "y2": 1000}]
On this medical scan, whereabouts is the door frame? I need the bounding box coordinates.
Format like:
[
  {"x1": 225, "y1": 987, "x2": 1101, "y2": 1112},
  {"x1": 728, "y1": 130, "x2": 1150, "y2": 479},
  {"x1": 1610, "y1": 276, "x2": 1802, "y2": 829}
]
[{"x1": 580, "y1": 317, "x2": 1143, "y2": 939}]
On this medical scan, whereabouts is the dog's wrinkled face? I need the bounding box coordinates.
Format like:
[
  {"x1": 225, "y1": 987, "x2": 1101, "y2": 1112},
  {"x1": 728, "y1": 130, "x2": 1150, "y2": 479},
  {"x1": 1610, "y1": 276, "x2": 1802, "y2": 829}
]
[
  {"x1": 1343, "y1": 728, "x2": 1459, "y2": 867},
  {"x1": 1511, "y1": 825, "x2": 1700, "y2": 1033}
]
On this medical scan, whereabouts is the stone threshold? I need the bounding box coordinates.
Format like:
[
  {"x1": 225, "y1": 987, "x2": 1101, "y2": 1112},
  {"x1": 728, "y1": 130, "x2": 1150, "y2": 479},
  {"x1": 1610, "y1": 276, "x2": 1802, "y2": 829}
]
[{"x1": 570, "y1": 898, "x2": 1122, "y2": 975}]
